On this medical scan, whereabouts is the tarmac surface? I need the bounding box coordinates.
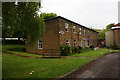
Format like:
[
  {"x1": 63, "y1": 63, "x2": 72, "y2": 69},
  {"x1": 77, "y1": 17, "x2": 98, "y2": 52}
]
[{"x1": 67, "y1": 52, "x2": 120, "y2": 79}]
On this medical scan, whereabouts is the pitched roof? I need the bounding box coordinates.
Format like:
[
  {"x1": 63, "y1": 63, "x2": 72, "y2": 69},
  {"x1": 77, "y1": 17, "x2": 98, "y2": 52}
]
[
  {"x1": 45, "y1": 16, "x2": 99, "y2": 33},
  {"x1": 111, "y1": 23, "x2": 120, "y2": 30},
  {"x1": 112, "y1": 23, "x2": 120, "y2": 27}
]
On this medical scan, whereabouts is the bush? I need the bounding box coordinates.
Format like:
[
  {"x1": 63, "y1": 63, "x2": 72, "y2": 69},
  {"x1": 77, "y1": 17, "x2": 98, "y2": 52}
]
[
  {"x1": 72, "y1": 46, "x2": 82, "y2": 54},
  {"x1": 60, "y1": 45, "x2": 70, "y2": 56},
  {"x1": 84, "y1": 46, "x2": 89, "y2": 49},
  {"x1": 71, "y1": 47, "x2": 76, "y2": 54}
]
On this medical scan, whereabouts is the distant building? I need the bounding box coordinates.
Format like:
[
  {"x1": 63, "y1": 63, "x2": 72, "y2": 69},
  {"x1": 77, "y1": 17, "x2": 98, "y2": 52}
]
[
  {"x1": 105, "y1": 23, "x2": 120, "y2": 47},
  {"x1": 26, "y1": 16, "x2": 98, "y2": 55}
]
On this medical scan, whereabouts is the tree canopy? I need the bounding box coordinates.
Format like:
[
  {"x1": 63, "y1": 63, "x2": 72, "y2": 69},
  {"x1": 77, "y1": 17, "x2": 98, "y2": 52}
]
[
  {"x1": 106, "y1": 23, "x2": 114, "y2": 30},
  {"x1": 2, "y1": 2, "x2": 45, "y2": 46},
  {"x1": 40, "y1": 12, "x2": 57, "y2": 20}
]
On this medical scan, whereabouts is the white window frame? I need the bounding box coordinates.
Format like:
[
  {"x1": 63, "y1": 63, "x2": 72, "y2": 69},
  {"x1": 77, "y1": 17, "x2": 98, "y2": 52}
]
[
  {"x1": 66, "y1": 39, "x2": 70, "y2": 46},
  {"x1": 79, "y1": 27, "x2": 82, "y2": 35},
  {"x1": 65, "y1": 23, "x2": 69, "y2": 32},
  {"x1": 74, "y1": 39, "x2": 77, "y2": 47},
  {"x1": 73, "y1": 26, "x2": 76, "y2": 34},
  {"x1": 80, "y1": 40, "x2": 82, "y2": 47},
  {"x1": 38, "y1": 40, "x2": 43, "y2": 49}
]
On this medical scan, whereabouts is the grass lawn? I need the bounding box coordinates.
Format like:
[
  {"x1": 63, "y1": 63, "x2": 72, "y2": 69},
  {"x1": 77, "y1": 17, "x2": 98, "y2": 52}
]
[
  {"x1": 2, "y1": 52, "x2": 92, "y2": 78},
  {"x1": 2, "y1": 44, "x2": 92, "y2": 78},
  {"x1": 69, "y1": 48, "x2": 119, "y2": 57}
]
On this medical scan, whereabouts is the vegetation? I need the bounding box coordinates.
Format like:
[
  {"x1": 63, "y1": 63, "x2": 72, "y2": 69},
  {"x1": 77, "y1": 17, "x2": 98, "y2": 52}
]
[
  {"x1": 2, "y1": 44, "x2": 92, "y2": 78},
  {"x1": 106, "y1": 23, "x2": 114, "y2": 30},
  {"x1": 91, "y1": 23, "x2": 115, "y2": 40},
  {"x1": 40, "y1": 13, "x2": 57, "y2": 20},
  {"x1": 69, "y1": 48, "x2": 119, "y2": 57},
  {"x1": 2, "y1": 2, "x2": 45, "y2": 46},
  {"x1": 60, "y1": 45, "x2": 70, "y2": 56}
]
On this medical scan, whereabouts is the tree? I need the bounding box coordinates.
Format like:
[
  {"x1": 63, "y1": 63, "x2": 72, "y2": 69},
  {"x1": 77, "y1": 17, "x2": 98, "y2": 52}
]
[
  {"x1": 2, "y1": 2, "x2": 45, "y2": 47},
  {"x1": 40, "y1": 13, "x2": 57, "y2": 20},
  {"x1": 2, "y1": 2, "x2": 17, "y2": 43},
  {"x1": 106, "y1": 23, "x2": 114, "y2": 30}
]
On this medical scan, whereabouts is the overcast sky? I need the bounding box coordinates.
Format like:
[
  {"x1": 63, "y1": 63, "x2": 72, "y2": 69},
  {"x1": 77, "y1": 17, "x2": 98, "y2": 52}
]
[{"x1": 40, "y1": 0, "x2": 120, "y2": 29}]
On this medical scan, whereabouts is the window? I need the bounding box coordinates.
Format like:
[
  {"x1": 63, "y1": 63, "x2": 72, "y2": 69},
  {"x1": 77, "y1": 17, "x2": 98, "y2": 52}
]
[
  {"x1": 88, "y1": 30, "x2": 89, "y2": 35},
  {"x1": 79, "y1": 27, "x2": 82, "y2": 35},
  {"x1": 74, "y1": 39, "x2": 77, "y2": 47},
  {"x1": 80, "y1": 40, "x2": 82, "y2": 47},
  {"x1": 66, "y1": 39, "x2": 70, "y2": 46},
  {"x1": 73, "y1": 26, "x2": 76, "y2": 34},
  {"x1": 84, "y1": 40, "x2": 88, "y2": 47},
  {"x1": 65, "y1": 23, "x2": 69, "y2": 32},
  {"x1": 38, "y1": 40, "x2": 42, "y2": 49},
  {"x1": 84, "y1": 29, "x2": 86, "y2": 35}
]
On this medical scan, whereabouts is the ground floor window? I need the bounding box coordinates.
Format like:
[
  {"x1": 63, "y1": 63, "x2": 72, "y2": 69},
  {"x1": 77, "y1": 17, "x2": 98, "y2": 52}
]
[
  {"x1": 38, "y1": 40, "x2": 42, "y2": 49},
  {"x1": 74, "y1": 39, "x2": 77, "y2": 47},
  {"x1": 85, "y1": 40, "x2": 88, "y2": 47},
  {"x1": 66, "y1": 39, "x2": 70, "y2": 46},
  {"x1": 80, "y1": 40, "x2": 82, "y2": 47}
]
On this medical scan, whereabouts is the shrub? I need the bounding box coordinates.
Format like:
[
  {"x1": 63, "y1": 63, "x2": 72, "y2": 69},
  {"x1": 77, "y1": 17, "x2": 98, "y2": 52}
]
[
  {"x1": 60, "y1": 45, "x2": 70, "y2": 56},
  {"x1": 72, "y1": 46, "x2": 82, "y2": 54},
  {"x1": 71, "y1": 47, "x2": 76, "y2": 54},
  {"x1": 84, "y1": 46, "x2": 89, "y2": 49}
]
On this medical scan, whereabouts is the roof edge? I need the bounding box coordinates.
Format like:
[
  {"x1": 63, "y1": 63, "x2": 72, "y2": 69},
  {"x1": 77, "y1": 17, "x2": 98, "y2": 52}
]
[{"x1": 45, "y1": 16, "x2": 99, "y2": 33}]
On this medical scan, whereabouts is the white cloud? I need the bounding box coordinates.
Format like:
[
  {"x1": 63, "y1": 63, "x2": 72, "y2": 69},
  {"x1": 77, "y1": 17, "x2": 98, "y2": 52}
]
[{"x1": 41, "y1": 0, "x2": 120, "y2": 29}]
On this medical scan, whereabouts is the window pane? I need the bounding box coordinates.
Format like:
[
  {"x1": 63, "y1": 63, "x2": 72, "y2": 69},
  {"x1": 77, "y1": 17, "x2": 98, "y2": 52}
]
[
  {"x1": 73, "y1": 26, "x2": 76, "y2": 33},
  {"x1": 65, "y1": 23, "x2": 69, "y2": 32},
  {"x1": 38, "y1": 41, "x2": 42, "y2": 49}
]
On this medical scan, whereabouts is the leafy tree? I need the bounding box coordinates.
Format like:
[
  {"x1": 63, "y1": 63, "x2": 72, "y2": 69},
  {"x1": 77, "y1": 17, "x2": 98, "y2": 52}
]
[
  {"x1": 98, "y1": 29, "x2": 106, "y2": 39},
  {"x1": 40, "y1": 13, "x2": 57, "y2": 20},
  {"x1": 2, "y1": 2, "x2": 45, "y2": 46},
  {"x1": 2, "y1": 2, "x2": 17, "y2": 43},
  {"x1": 106, "y1": 23, "x2": 114, "y2": 30}
]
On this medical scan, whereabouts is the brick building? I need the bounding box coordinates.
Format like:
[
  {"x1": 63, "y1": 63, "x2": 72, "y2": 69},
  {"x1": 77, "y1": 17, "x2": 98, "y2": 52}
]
[
  {"x1": 26, "y1": 16, "x2": 99, "y2": 54},
  {"x1": 105, "y1": 23, "x2": 120, "y2": 48}
]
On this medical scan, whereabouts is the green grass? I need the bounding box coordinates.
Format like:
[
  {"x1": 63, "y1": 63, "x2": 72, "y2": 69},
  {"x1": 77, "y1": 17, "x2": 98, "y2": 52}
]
[
  {"x1": 2, "y1": 44, "x2": 43, "y2": 57},
  {"x1": 2, "y1": 44, "x2": 119, "y2": 78},
  {"x1": 2, "y1": 53, "x2": 92, "y2": 78},
  {"x1": 69, "y1": 48, "x2": 119, "y2": 57},
  {"x1": 2, "y1": 44, "x2": 92, "y2": 78}
]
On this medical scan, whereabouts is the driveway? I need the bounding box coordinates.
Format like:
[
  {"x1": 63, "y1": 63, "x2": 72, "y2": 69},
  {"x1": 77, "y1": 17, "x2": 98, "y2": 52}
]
[{"x1": 67, "y1": 52, "x2": 120, "y2": 79}]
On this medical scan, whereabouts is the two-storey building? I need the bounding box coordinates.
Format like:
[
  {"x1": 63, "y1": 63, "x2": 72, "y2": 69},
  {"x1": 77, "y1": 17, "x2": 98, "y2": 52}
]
[{"x1": 26, "y1": 16, "x2": 98, "y2": 54}]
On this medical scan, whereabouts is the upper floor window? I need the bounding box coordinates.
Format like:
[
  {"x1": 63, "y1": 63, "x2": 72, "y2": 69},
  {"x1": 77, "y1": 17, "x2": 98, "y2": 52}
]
[
  {"x1": 88, "y1": 30, "x2": 89, "y2": 35},
  {"x1": 66, "y1": 39, "x2": 70, "y2": 46},
  {"x1": 65, "y1": 23, "x2": 69, "y2": 32},
  {"x1": 74, "y1": 39, "x2": 77, "y2": 47},
  {"x1": 84, "y1": 29, "x2": 86, "y2": 35},
  {"x1": 73, "y1": 26, "x2": 76, "y2": 34},
  {"x1": 38, "y1": 40, "x2": 42, "y2": 49},
  {"x1": 79, "y1": 27, "x2": 82, "y2": 35}
]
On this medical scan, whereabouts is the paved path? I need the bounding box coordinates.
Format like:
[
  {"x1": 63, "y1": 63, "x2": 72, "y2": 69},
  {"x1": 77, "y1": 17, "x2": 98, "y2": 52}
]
[{"x1": 68, "y1": 52, "x2": 120, "y2": 79}]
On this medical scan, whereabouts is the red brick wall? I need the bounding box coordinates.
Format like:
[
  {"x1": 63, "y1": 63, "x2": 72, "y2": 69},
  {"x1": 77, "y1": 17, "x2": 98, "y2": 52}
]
[
  {"x1": 59, "y1": 18, "x2": 98, "y2": 48},
  {"x1": 26, "y1": 17, "x2": 98, "y2": 55},
  {"x1": 114, "y1": 29, "x2": 120, "y2": 47},
  {"x1": 26, "y1": 18, "x2": 60, "y2": 54}
]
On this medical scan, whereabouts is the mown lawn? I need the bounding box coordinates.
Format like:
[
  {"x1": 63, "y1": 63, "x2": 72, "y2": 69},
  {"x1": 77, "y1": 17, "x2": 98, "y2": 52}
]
[
  {"x1": 2, "y1": 45, "x2": 92, "y2": 78},
  {"x1": 2, "y1": 53, "x2": 92, "y2": 78},
  {"x1": 69, "y1": 48, "x2": 119, "y2": 57}
]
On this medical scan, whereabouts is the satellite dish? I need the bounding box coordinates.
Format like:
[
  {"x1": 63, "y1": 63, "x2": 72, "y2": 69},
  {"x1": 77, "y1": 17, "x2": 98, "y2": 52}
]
[{"x1": 59, "y1": 30, "x2": 64, "y2": 34}]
